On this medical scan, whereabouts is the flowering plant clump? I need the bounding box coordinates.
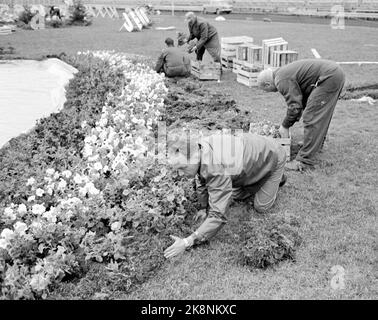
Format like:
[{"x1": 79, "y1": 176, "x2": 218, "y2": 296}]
[
  {"x1": 249, "y1": 120, "x2": 281, "y2": 138},
  {"x1": 0, "y1": 51, "x2": 197, "y2": 299}
]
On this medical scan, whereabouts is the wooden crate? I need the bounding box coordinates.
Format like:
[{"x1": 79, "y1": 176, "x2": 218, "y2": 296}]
[
  {"x1": 232, "y1": 58, "x2": 245, "y2": 73},
  {"x1": 221, "y1": 55, "x2": 234, "y2": 69},
  {"x1": 247, "y1": 45, "x2": 263, "y2": 68},
  {"x1": 262, "y1": 38, "x2": 288, "y2": 69},
  {"x1": 221, "y1": 36, "x2": 254, "y2": 49},
  {"x1": 191, "y1": 60, "x2": 221, "y2": 81},
  {"x1": 272, "y1": 50, "x2": 298, "y2": 68},
  {"x1": 221, "y1": 36, "x2": 254, "y2": 67},
  {"x1": 236, "y1": 68, "x2": 260, "y2": 87},
  {"x1": 237, "y1": 44, "x2": 250, "y2": 61}
]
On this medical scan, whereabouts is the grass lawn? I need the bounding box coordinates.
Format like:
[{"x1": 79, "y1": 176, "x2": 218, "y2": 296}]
[{"x1": 2, "y1": 14, "x2": 377, "y2": 299}]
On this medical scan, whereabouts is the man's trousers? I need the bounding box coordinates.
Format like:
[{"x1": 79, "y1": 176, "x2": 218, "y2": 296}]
[
  {"x1": 296, "y1": 67, "x2": 345, "y2": 166},
  {"x1": 232, "y1": 150, "x2": 287, "y2": 213},
  {"x1": 196, "y1": 33, "x2": 221, "y2": 63}
]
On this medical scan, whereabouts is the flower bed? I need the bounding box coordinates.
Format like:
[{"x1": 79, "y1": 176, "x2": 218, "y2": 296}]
[
  {"x1": 0, "y1": 51, "x2": 301, "y2": 299},
  {"x1": 0, "y1": 51, "x2": 197, "y2": 299}
]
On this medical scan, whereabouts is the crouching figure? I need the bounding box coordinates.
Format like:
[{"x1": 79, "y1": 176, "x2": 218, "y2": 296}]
[
  {"x1": 164, "y1": 131, "x2": 287, "y2": 259},
  {"x1": 155, "y1": 37, "x2": 191, "y2": 78}
]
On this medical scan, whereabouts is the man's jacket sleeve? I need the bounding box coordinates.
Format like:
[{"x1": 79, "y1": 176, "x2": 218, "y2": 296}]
[
  {"x1": 196, "y1": 22, "x2": 209, "y2": 51},
  {"x1": 187, "y1": 23, "x2": 195, "y2": 42},
  {"x1": 195, "y1": 175, "x2": 208, "y2": 210},
  {"x1": 154, "y1": 51, "x2": 165, "y2": 73},
  {"x1": 193, "y1": 174, "x2": 233, "y2": 242},
  {"x1": 276, "y1": 79, "x2": 304, "y2": 128}
]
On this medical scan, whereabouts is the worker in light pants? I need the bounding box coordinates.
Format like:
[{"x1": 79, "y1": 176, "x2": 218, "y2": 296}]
[
  {"x1": 164, "y1": 131, "x2": 287, "y2": 259},
  {"x1": 257, "y1": 59, "x2": 345, "y2": 171}
]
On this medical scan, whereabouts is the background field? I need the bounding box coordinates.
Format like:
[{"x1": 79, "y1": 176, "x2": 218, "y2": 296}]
[{"x1": 2, "y1": 14, "x2": 377, "y2": 299}]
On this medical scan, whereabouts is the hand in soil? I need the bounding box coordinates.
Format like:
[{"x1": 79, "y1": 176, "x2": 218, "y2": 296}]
[{"x1": 164, "y1": 235, "x2": 186, "y2": 259}]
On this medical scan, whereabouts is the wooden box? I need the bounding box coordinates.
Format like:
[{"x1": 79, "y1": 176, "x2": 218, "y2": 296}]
[
  {"x1": 237, "y1": 44, "x2": 249, "y2": 61},
  {"x1": 262, "y1": 38, "x2": 288, "y2": 69},
  {"x1": 272, "y1": 50, "x2": 298, "y2": 68},
  {"x1": 221, "y1": 55, "x2": 234, "y2": 69},
  {"x1": 247, "y1": 45, "x2": 263, "y2": 67},
  {"x1": 191, "y1": 60, "x2": 221, "y2": 81},
  {"x1": 236, "y1": 67, "x2": 260, "y2": 87},
  {"x1": 221, "y1": 36, "x2": 253, "y2": 68},
  {"x1": 232, "y1": 58, "x2": 245, "y2": 74}
]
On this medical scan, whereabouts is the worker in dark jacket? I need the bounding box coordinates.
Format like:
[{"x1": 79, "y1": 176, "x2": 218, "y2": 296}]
[
  {"x1": 184, "y1": 11, "x2": 221, "y2": 62},
  {"x1": 257, "y1": 59, "x2": 345, "y2": 171},
  {"x1": 164, "y1": 131, "x2": 287, "y2": 259},
  {"x1": 155, "y1": 37, "x2": 191, "y2": 77}
]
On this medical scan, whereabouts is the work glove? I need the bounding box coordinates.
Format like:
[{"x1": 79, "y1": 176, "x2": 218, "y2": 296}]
[
  {"x1": 164, "y1": 235, "x2": 186, "y2": 259},
  {"x1": 279, "y1": 125, "x2": 290, "y2": 138}
]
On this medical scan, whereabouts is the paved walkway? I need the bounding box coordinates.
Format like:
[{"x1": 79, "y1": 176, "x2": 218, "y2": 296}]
[{"x1": 0, "y1": 58, "x2": 77, "y2": 149}]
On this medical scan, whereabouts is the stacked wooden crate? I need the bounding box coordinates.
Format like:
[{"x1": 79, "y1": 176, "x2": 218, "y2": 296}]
[
  {"x1": 235, "y1": 44, "x2": 263, "y2": 87},
  {"x1": 221, "y1": 36, "x2": 253, "y2": 69},
  {"x1": 190, "y1": 60, "x2": 221, "y2": 81},
  {"x1": 271, "y1": 50, "x2": 299, "y2": 68},
  {"x1": 262, "y1": 38, "x2": 288, "y2": 69},
  {"x1": 262, "y1": 37, "x2": 299, "y2": 69}
]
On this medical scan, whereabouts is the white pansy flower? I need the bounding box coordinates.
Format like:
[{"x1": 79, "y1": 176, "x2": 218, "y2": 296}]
[
  {"x1": 26, "y1": 177, "x2": 36, "y2": 186},
  {"x1": 1, "y1": 228, "x2": 14, "y2": 241},
  {"x1": 30, "y1": 273, "x2": 49, "y2": 292},
  {"x1": 27, "y1": 195, "x2": 36, "y2": 202},
  {"x1": 31, "y1": 221, "x2": 42, "y2": 230},
  {"x1": 14, "y1": 221, "x2": 28, "y2": 235},
  {"x1": 4, "y1": 207, "x2": 13, "y2": 216},
  {"x1": 88, "y1": 154, "x2": 100, "y2": 162},
  {"x1": 57, "y1": 179, "x2": 67, "y2": 191},
  {"x1": 0, "y1": 239, "x2": 7, "y2": 250},
  {"x1": 18, "y1": 204, "x2": 27, "y2": 215},
  {"x1": 93, "y1": 162, "x2": 103, "y2": 171},
  {"x1": 46, "y1": 168, "x2": 55, "y2": 176},
  {"x1": 43, "y1": 210, "x2": 57, "y2": 223},
  {"x1": 35, "y1": 188, "x2": 45, "y2": 197},
  {"x1": 73, "y1": 174, "x2": 83, "y2": 184},
  {"x1": 78, "y1": 186, "x2": 87, "y2": 197},
  {"x1": 32, "y1": 204, "x2": 46, "y2": 215},
  {"x1": 62, "y1": 170, "x2": 72, "y2": 179},
  {"x1": 4, "y1": 207, "x2": 16, "y2": 221}
]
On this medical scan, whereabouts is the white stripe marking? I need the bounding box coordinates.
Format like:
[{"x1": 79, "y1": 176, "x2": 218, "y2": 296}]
[{"x1": 311, "y1": 48, "x2": 321, "y2": 59}]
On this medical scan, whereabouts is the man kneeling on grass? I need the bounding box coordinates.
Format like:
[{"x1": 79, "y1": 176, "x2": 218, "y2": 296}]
[
  {"x1": 164, "y1": 131, "x2": 287, "y2": 259},
  {"x1": 155, "y1": 37, "x2": 191, "y2": 78}
]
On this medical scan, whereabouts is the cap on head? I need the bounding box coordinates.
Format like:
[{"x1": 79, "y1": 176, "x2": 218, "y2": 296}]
[
  {"x1": 257, "y1": 68, "x2": 274, "y2": 89},
  {"x1": 165, "y1": 37, "x2": 174, "y2": 46}
]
